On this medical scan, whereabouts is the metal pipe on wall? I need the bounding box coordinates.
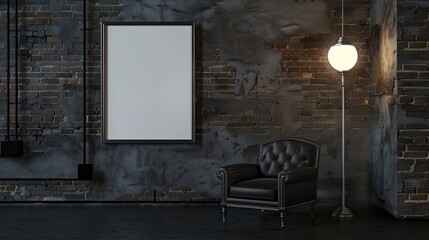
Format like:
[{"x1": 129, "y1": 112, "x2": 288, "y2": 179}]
[
  {"x1": 77, "y1": 0, "x2": 92, "y2": 180},
  {"x1": 1, "y1": 0, "x2": 23, "y2": 157},
  {"x1": 83, "y1": 0, "x2": 87, "y2": 164},
  {"x1": 15, "y1": 0, "x2": 19, "y2": 141},
  {"x1": 6, "y1": 0, "x2": 11, "y2": 141}
]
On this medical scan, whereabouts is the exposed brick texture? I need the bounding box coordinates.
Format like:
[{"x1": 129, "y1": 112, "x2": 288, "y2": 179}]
[
  {"x1": 397, "y1": 0, "x2": 429, "y2": 216},
  {"x1": 0, "y1": 180, "x2": 91, "y2": 201}
]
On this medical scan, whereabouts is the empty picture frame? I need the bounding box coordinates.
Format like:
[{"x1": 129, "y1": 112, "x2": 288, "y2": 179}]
[{"x1": 101, "y1": 22, "x2": 195, "y2": 143}]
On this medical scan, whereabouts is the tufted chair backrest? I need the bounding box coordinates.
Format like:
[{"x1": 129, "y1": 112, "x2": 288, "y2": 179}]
[{"x1": 257, "y1": 138, "x2": 319, "y2": 177}]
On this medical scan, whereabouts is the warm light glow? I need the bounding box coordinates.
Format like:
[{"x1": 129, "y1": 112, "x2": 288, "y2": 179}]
[{"x1": 328, "y1": 43, "x2": 358, "y2": 72}]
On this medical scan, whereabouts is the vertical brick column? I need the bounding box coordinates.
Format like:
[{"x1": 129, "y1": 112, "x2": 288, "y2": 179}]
[{"x1": 397, "y1": 0, "x2": 429, "y2": 216}]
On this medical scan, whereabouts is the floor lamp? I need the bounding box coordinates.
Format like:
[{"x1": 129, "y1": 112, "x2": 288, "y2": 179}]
[{"x1": 327, "y1": 0, "x2": 358, "y2": 218}]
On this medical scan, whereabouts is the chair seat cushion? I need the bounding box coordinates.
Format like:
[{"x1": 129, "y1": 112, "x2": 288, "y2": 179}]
[{"x1": 229, "y1": 178, "x2": 278, "y2": 201}]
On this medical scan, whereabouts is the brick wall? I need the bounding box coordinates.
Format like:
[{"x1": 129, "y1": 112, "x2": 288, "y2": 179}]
[
  {"x1": 0, "y1": 180, "x2": 91, "y2": 201},
  {"x1": 397, "y1": 0, "x2": 429, "y2": 217},
  {"x1": 0, "y1": 180, "x2": 215, "y2": 203},
  {"x1": 0, "y1": 0, "x2": 371, "y2": 203}
]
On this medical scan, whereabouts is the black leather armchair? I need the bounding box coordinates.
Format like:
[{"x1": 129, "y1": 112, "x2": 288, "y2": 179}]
[{"x1": 217, "y1": 138, "x2": 320, "y2": 228}]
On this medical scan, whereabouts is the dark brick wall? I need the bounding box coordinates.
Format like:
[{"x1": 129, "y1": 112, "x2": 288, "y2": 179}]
[
  {"x1": 370, "y1": 0, "x2": 429, "y2": 218},
  {"x1": 0, "y1": 180, "x2": 90, "y2": 201},
  {"x1": 0, "y1": 0, "x2": 371, "y2": 203},
  {"x1": 397, "y1": 0, "x2": 429, "y2": 217}
]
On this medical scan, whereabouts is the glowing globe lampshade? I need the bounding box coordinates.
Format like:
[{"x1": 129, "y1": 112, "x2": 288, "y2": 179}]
[{"x1": 328, "y1": 37, "x2": 358, "y2": 73}]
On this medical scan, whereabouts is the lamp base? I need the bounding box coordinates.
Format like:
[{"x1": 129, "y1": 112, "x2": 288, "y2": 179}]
[{"x1": 332, "y1": 205, "x2": 353, "y2": 218}]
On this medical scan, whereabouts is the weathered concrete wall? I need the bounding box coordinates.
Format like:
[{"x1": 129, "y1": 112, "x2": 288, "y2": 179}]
[
  {"x1": 370, "y1": 0, "x2": 398, "y2": 216},
  {"x1": 0, "y1": 0, "x2": 371, "y2": 202},
  {"x1": 397, "y1": 0, "x2": 429, "y2": 218},
  {"x1": 369, "y1": 0, "x2": 429, "y2": 218}
]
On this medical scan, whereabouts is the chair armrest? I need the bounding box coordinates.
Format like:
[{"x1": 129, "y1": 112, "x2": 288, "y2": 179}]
[
  {"x1": 217, "y1": 164, "x2": 259, "y2": 204},
  {"x1": 217, "y1": 163, "x2": 259, "y2": 185},
  {"x1": 278, "y1": 167, "x2": 318, "y2": 208},
  {"x1": 278, "y1": 167, "x2": 318, "y2": 184}
]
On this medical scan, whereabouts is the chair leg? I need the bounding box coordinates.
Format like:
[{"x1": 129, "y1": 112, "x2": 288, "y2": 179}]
[
  {"x1": 280, "y1": 210, "x2": 286, "y2": 228},
  {"x1": 222, "y1": 206, "x2": 227, "y2": 224}
]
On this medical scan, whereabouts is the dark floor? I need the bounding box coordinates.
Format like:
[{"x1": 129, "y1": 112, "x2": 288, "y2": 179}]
[{"x1": 0, "y1": 204, "x2": 428, "y2": 240}]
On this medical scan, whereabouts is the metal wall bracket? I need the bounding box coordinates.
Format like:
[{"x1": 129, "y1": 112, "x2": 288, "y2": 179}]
[{"x1": 1, "y1": 141, "x2": 23, "y2": 157}]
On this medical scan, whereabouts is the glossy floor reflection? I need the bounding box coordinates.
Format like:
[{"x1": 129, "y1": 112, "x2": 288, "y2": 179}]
[{"x1": 0, "y1": 204, "x2": 428, "y2": 240}]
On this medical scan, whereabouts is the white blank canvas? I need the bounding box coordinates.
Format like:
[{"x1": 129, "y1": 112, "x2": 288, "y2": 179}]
[{"x1": 102, "y1": 23, "x2": 194, "y2": 142}]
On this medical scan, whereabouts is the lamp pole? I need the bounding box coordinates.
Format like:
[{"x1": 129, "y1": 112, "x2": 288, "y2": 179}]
[
  {"x1": 341, "y1": 73, "x2": 345, "y2": 209},
  {"x1": 327, "y1": 0, "x2": 357, "y2": 218},
  {"x1": 331, "y1": 72, "x2": 353, "y2": 218}
]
